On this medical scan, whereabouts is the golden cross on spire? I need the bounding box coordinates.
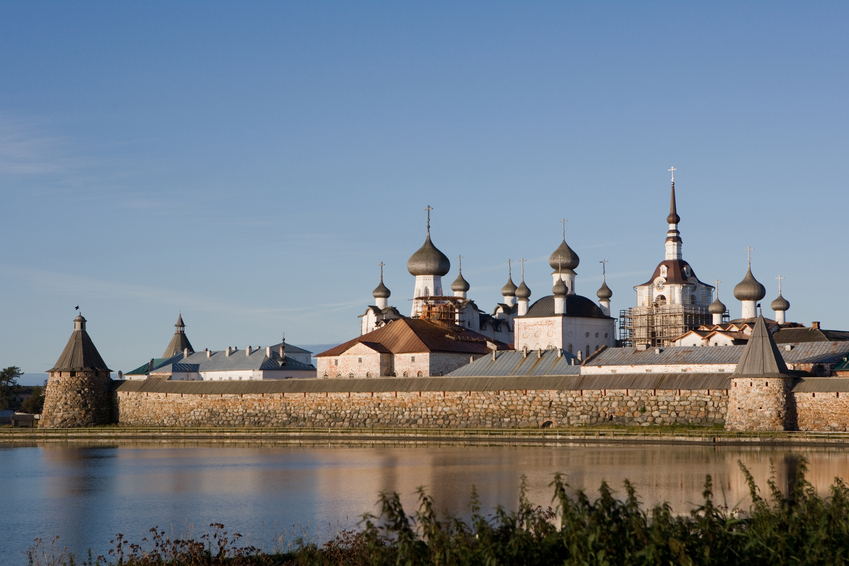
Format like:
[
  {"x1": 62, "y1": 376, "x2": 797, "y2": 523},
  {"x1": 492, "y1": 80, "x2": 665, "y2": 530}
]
[
  {"x1": 745, "y1": 246, "x2": 754, "y2": 266},
  {"x1": 560, "y1": 218, "x2": 567, "y2": 240},
  {"x1": 668, "y1": 166, "x2": 676, "y2": 183},
  {"x1": 714, "y1": 279, "x2": 720, "y2": 292},
  {"x1": 424, "y1": 205, "x2": 433, "y2": 235},
  {"x1": 776, "y1": 275, "x2": 784, "y2": 293}
]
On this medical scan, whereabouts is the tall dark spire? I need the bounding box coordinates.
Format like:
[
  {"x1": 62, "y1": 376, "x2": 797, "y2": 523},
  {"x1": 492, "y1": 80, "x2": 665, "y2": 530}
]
[
  {"x1": 733, "y1": 315, "x2": 791, "y2": 377},
  {"x1": 667, "y1": 181, "x2": 680, "y2": 225}
]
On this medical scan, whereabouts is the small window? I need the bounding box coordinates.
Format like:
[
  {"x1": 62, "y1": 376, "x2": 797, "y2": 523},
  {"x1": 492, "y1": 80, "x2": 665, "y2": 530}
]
[
  {"x1": 411, "y1": 356, "x2": 416, "y2": 362},
  {"x1": 358, "y1": 357, "x2": 362, "y2": 364},
  {"x1": 334, "y1": 359, "x2": 338, "y2": 366}
]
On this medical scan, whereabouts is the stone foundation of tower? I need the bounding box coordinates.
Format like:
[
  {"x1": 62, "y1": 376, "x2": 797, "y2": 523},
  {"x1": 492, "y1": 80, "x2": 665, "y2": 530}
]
[
  {"x1": 41, "y1": 370, "x2": 115, "y2": 428},
  {"x1": 726, "y1": 377, "x2": 793, "y2": 431}
]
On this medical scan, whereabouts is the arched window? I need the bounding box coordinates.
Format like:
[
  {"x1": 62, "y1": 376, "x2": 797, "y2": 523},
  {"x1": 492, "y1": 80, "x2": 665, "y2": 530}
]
[
  {"x1": 417, "y1": 371, "x2": 423, "y2": 377},
  {"x1": 585, "y1": 345, "x2": 590, "y2": 358}
]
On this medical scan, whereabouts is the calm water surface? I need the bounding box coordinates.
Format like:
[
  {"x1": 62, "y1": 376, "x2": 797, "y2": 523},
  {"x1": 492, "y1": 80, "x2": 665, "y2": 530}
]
[{"x1": 2, "y1": 441, "x2": 848, "y2": 564}]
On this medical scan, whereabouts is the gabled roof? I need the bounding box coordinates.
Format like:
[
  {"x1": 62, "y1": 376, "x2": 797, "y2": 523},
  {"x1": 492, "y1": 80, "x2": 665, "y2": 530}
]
[
  {"x1": 773, "y1": 327, "x2": 849, "y2": 344},
  {"x1": 49, "y1": 316, "x2": 111, "y2": 372},
  {"x1": 125, "y1": 356, "x2": 180, "y2": 376},
  {"x1": 315, "y1": 318, "x2": 509, "y2": 357},
  {"x1": 150, "y1": 347, "x2": 315, "y2": 374},
  {"x1": 732, "y1": 315, "x2": 792, "y2": 378},
  {"x1": 447, "y1": 349, "x2": 580, "y2": 377}
]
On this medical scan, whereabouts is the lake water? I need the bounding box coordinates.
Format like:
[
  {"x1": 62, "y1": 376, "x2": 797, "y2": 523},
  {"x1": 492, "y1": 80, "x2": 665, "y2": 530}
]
[{"x1": 2, "y1": 441, "x2": 848, "y2": 564}]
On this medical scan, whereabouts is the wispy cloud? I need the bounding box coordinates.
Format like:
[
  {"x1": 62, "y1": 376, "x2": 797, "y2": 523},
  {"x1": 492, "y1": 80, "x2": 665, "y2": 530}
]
[{"x1": 1, "y1": 263, "x2": 311, "y2": 319}]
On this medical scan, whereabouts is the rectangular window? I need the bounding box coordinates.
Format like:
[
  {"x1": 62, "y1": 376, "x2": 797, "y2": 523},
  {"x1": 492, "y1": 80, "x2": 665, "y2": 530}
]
[
  {"x1": 411, "y1": 356, "x2": 416, "y2": 362},
  {"x1": 358, "y1": 357, "x2": 362, "y2": 364},
  {"x1": 334, "y1": 359, "x2": 338, "y2": 366}
]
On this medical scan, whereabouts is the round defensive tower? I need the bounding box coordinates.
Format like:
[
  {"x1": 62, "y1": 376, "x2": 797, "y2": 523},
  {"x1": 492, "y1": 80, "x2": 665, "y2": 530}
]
[{"x1": 41, "y1": 314, "x2": 114, "y2": 428}]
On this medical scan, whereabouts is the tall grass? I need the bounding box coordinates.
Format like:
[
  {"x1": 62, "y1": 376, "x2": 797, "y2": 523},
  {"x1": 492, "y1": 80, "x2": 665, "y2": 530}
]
[{"x1": 29, "y1": 459, "x2": 849, "y2": 565}]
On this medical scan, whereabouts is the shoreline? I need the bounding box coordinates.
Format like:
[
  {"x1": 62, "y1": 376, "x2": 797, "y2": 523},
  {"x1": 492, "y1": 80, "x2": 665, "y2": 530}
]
[{"x1": 4, "y1": 426, "x2": 849, "y2": 447}]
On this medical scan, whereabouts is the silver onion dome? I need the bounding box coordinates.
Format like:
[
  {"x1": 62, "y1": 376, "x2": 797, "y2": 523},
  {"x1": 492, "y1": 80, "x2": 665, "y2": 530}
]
[
  {"x1": 407, "y1": 235, "x2": 451, "y2": 277},
  {"x1": 451, "y1": 272, "x2": 470, "y2": 292},
  {"x1": 549, "y1": 240, "x2": 579, "y2": 271},
  {"x1": 733, "y1": 268, "x2": 766, "y2": 302},
  {"x1": 515, "y1": 280, "x2": 531, "y2": 299}
]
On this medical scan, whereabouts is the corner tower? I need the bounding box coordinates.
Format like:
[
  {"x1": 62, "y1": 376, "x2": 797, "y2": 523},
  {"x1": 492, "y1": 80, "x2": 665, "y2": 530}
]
[{"x1": 41, "y1": 314, "x2": 114, "y2": 428}]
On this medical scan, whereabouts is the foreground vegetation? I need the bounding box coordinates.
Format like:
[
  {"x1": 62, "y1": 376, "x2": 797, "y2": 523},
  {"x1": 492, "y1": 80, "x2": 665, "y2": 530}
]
[{"x1": 29, "y1": 460, "x2": 849, "y2": 565}]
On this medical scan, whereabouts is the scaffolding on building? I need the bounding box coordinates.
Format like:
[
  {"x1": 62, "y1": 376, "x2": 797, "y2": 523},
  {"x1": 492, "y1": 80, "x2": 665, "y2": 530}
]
[{"x1": 619, "y1": 304, "x2": 713, "y2": 348}]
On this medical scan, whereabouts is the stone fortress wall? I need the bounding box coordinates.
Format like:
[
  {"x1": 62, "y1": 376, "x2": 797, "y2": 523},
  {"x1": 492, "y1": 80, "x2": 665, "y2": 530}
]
[{"x1": 111, "y1": 374, "x2": 849, "y2": 431}]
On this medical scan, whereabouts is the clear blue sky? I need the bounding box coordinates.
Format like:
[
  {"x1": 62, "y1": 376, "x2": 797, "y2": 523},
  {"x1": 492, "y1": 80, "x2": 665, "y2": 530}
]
[{"x1": 2, "y1": 1, "x2": 847, "y2": 378}]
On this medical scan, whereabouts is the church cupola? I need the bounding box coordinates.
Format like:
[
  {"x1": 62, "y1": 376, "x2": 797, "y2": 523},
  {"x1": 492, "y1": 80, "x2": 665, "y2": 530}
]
[
  {"x1": 550, "y1": 220, "x2": 580, "y2": 294},
  {"x1": 553, "y1": 274, "x2": 568, "y2": 315},
  {"x1": 709, "y1": 280, "x2": 727, "y2": 324},
  {"x1": 596, "y1": 259, "x2": 613, "y2": 316},
  {"x1": 771, "y1": 275, "x2": 790, "y2": 324},
  {"x1": 451, "y1": 256, "x2": 470, "y2": 299},
  {"x1": 407, "y1": 205, "x2": 450, "y2": 316},
  {"x1": 372, "y1": 262, "x2": 391, "y2": 309},
  {"x1": 515, "y1": 259, "x2": 531, "y2": 316},
  {"x1": 501, "y1": 260, "x2": 518, "y2": 307},
  {"x1": 665, "y1": 167, "x2": 683, "y2": 261},
  {"x1": 733, "y1": 248, "x2": 766, "y2": 319}
]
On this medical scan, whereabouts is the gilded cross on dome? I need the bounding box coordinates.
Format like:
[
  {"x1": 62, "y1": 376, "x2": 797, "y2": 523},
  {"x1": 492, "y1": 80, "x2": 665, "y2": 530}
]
[
  {"x1": 668, "y1": 166, "x2": 676, "y2": 183},
  {"x1": 745, "y1": 246, "x2": 754, "y2": 266}
]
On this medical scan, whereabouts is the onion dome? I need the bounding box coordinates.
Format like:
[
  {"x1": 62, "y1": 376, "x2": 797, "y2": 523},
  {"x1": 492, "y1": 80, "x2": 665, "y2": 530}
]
[
  {"x1": 373, "y1": 279, "x2": 391, "y2": 299},
  {"x1": 515, "y1": 280, "x2": 531, "y2": 299},
  {"x1": 771, "y1": 293, "x2": 790, "y2": 312},
  {"x1": 553, "y1": 277, "x2": 568, "y2": 297},
  {"x1": 708, "y1": 296, "x2": 727, "y2": 315},
  {"x1": 407, "y1": 234, "x2": 450, "y2": 277},
  {"x1": 549, "y1": 240, "x2": 580, "y2": 271},
  {"x1": 501, "y1": 276, "x2": 518, "y2": 297},
  {"x1": 733, "y1": 268, "x2": 766, "y2": 302},
  {"x1": 596, "y1": 280, "x2": 612, "y2": 300},
  {"x1": 451, "y1": 271, "x2": 470, "y2": 292}
]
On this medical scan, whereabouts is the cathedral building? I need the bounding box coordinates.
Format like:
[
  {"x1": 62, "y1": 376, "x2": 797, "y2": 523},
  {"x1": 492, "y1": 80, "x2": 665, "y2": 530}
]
[{"x1": 619, "y1": 172, "x2": 715, "y2": 347}]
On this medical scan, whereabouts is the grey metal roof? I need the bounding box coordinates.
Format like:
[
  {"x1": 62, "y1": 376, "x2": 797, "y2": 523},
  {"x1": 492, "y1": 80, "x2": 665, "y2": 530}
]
[
  {"x1": 733, "y1": 315, "x2": 791, "y2": 377},
  {"x1": 115, "y1": 372, "x2": 731, "y2": 395},
  {"x1": 586, "y1": 341, "x2": 849, "y2": 367},
  {"x1": 734, "y1": 267, "x2": 766, "y2": 301},
  {"x1": 151, "y1": 347, "x2": 315, "y2": 374},
  {"x1": 793, "y1": 378, "x2": 849, "y2": 393},
  {"x1": 447, "y1": 349, "x2": 581, "y2": 377},
  {"x1": 549, "y1": 239, "x2": 579, "y2": 270}
]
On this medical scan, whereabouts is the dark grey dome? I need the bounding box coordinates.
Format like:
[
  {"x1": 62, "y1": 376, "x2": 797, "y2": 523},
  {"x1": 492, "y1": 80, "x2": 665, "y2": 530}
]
[
  {"x1": 515, "y1": 280, "x2": 531, "y2": 299},
  {"x1": 553, "y1": 278, "x2": 568, "y2": 297},
  {"x1": 525, "y1": 295, "x2": 610, "y2": 319},
  {"x1": 708, "y1": 296, "x2": 726, "y2": 315},
  {"x1": 407, "y1": 235, "x2": 450, "y2": 277},
  {"x1": 771, "y1": 293, "x2": 790, "y2": 312},
  {"x1": 373, "y1": 280, "x2": 391, "y2": 299},
  {"x1": 549, "y1": 240, "x2": 580, "y2": 271},
  {"x1": 501, "y1": 276, "x2": 518, "y2": 297},
  {"x1": 451, "y1": 272, "x2": 470, "y2": 292},
  {"x1": 733, "y1": 268, "x2": 766, "y2": 301},
  {"x1": 596, "y1": 280, "x2": 612, "y2": 300}
]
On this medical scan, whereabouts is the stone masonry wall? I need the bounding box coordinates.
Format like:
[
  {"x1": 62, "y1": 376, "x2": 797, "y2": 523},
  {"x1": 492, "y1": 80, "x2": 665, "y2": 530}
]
[
  {"x1": 116, "y1": 387, "x2": 727, "y2": 428},
  {"x1": 726, "y1": 377, "x2": 792, "y2": 431},
  {"x1": 794, "y1": 391, "x2": 849, "y2": 431},
  {"x1": 41, "y1": 371, "x2": 114, "y2": 428}
]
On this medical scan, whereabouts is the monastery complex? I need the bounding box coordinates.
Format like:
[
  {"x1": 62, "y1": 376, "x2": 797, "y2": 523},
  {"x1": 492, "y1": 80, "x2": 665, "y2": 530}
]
[{"x1": 39, "y1": 172, "x2": 849, "y2": 433}]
